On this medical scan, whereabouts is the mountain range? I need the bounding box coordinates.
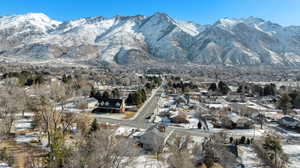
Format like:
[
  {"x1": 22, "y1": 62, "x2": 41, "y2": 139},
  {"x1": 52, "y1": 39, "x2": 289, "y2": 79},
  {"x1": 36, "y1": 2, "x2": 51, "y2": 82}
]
[{"x1": 0, "y1": 12, "x2": 300, "y2": 66}]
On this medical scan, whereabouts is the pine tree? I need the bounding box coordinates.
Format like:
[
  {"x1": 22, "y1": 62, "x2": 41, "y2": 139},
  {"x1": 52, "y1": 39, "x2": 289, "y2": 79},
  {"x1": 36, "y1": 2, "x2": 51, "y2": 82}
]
[
  {"x1": 208, "y1": 83, "x2": 217, "y2": 92},
  {"x1": 126, "y1": 93, "x2": 134, "y2": 105},
  {"x1": 278, "y1": 93, "x2": 292, "y2": 114},
  {"x1": 90, "y1": 119, "x2": 99, "y2": 133},
  {"x1": 102, "y1": 91, "x2": 110, "y2": 100},
  {"x1": 293, "y1": 96, "x2": 300, "y2": 109},
  {"x1": 218, "y1": 81, "x2": 231, "y2": 95},
  {"x1": 111, "y1": 88, "x2": 120, "y2": 99}
]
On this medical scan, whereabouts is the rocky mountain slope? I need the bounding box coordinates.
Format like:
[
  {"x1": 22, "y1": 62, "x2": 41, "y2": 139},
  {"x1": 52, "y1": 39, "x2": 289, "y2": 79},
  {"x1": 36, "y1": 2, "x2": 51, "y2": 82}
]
[{"x1": 0, "y1": 12, "x2": 300, "y2": 66}]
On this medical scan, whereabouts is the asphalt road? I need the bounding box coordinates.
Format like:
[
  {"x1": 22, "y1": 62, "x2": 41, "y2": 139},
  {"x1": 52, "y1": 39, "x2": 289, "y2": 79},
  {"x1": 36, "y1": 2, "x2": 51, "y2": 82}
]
[
  {"x1": 96, "y1": 82, "x2": 164, "y2": 129},
  {"x1": 95, "y1": 81, "x2": 214, "y2": 137}
]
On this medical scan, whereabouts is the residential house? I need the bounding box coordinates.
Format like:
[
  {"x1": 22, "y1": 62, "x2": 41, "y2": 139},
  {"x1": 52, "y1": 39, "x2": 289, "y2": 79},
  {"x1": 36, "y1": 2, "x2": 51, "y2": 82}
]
[
  {"x1": 215, "y1": 113, "x2": 254, "y2": 129},
  {"x1": 85, "y1": 97, "x2": 98, "y2": 109},
  {"x1": 92, "y1": 99, "x2": 125, "y2": 113}
]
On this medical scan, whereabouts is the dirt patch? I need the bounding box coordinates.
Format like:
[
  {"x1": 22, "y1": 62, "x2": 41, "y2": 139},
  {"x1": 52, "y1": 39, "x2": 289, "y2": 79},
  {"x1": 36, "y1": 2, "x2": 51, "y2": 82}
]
[{"x1": 123, "y1": 111, "x2": 136, "y2": 120}]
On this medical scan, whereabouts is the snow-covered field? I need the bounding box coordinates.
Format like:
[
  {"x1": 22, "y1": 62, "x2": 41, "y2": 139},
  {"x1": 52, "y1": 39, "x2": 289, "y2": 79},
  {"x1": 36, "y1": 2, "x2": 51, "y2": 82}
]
[
  {"x1": 13, "y1": 113, "x2": 41, "y2": 145},
  {"x1": 128, "y1": 155, "x2": 167, "y2": 168},
  {"x1": 282, "y1": 144, "x2": 300, "y2": 168},
  {"x1": 0, "y1": 163, "x2": 10, "y2": 168},
  {"x1": 15, "y1": 132, "x2": 39, "y2": 143},
  {"x1": 267, "y1": 124, "x2": 300, "y2": 168},
  {"x1": 225, "y1": 127, "x2": 265, "y2": 138},
  {"x1": 114, "y1": 126, "x2": 140, "y2": 136},
  {"x1": 91, "y1": 113, "x2": 126, "y2": 120},
  {"x1": 15, "y1": 119, "x2": 33, "y2": 131},
  {"x1": 239, "y1": 145, "x2": 263, "y2": 168}
]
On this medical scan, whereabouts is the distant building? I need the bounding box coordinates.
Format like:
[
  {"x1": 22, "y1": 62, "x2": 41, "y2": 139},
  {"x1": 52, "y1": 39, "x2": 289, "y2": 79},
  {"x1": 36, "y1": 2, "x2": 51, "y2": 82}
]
[
  {"x1": 85, "y1": 97, "x2": 99, "y2": 109},
  {"x1": 92, "y1": 99, "x2": 125, "y2": 113},
  {"x1": 214, "y1": 113, "x2": 254, "y2": 129},
  {"x1": 175, "y1": 95, "x2": 188, "y2": 105}
]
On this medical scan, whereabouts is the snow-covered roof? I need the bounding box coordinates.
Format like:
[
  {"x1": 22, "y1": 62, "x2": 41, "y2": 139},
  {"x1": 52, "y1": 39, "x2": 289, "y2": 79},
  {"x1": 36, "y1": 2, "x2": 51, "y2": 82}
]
[{"x1": 228, "y1": 113, "x2": 242, "y2": 123}]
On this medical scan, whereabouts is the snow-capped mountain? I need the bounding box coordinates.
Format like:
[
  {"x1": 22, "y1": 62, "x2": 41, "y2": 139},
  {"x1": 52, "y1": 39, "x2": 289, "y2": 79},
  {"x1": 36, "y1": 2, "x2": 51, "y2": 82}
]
[{"x1": 0, "y1": 13, "x2": 300, "y2": 66}]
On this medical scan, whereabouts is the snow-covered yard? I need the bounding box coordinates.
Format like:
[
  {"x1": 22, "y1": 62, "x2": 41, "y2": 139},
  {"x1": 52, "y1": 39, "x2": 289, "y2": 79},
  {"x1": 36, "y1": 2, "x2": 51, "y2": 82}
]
[
  {"x1": 91, "y1": 113, "x2": 126, "y2": 120},
  {"x1": 154, "y1": 96, "x2": 202, "y2": 129},
  {"x1": 128, "y1": 155, "x2": 167, "y2": 168},
  {"x1": 15, "y1": 132, "x2": 39, "y2": 143},
  {"x1": 0, "y1": 163, "x2": 10, "y2": 168},
  {"x1": 226, "y1": 127, "x2": 265, "y2": 138},
  {"x1": 238, "y1": 145, "x2": 264, "y2": 168},
  {"x1": 267, "y1": 124, "x2": 300, "y2": 168},
  {"x1": 14, "y1": 119, "x2": 33, "y2": 131},
  {"x1": 114, "y1": 126, "x2": 139, "y2": 136},
  {"x1": 282, "y1": 144, "x2": 300, "y2": 168}
]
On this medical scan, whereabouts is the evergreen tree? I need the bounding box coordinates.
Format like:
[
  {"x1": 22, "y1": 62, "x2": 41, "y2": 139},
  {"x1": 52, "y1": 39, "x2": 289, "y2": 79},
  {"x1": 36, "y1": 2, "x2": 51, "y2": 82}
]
[
  {"x1": 111, "y1": 88, "x2": 120, "y2": 99},
  {"x1": 293, "y1": 95, "x2": 300, "y2": 109},
  {"x1": 126, "y1": 93, "x2": 134, "y2": 105},
  {"x1": 62, "y1": 74, "x2": 72, "y2": 84},
  {"x1": 90, "y1": 119, "x2": 99, "y2": 133},
  {"x1": 102, "y1": 91, "x2": 110, "y2": 100},
  {"x1": 134, "y1": 91, "x2": 143, "y2": 105},
  {"x1": 237, "y1": 84, "x2": 249, "y2": 93},
  {"x1": 278, "y1": 93, "x2": 292, "y2": 114},
  {"x1": 140, "y1": 89, "x2": 147, "y2": 102},
  {"x1": 218, "y1": 81, "x2": 231, "y2": 95},
  {"x1": 263, "y1": 83, "x2": 276, "y2": 96},
  {"x1": 90, "y1": 87, "x2": 96, "y2": 98},
  {"x1": 253, "y1": 85, "x2": 264, "y2": 96},
  {"x1": 167, "y1": 80, "x2": 173, "y2": 88},
  {"x1": 263, "y1": 135, "x2": 282, "y2": 167},
  {"x1": 145, "y1": 83, "x2": 152, "y2": 90},
  {"x1": 208, "y1": 83, "x2": 217, "y2": 92}
]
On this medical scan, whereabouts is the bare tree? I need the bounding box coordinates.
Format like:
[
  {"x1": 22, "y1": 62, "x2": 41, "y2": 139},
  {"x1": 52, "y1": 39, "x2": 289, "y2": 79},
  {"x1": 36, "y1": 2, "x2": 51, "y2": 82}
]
[
  {"x1": 61, "y1": 112, "x2": 78, "y2": 135},
  {"x1": 0, "y1": 93, "x2": 15, "y2": 136},
  {"x1": 167, "y1": 135, "x2": 195, "y2": 168},
  {"x1": 76, "y1": 113, "x2": 93, "y2": 136},
  {"x1": 34, "y1": 92, "x2": 62, "y2": 147},
  {"x1": 200, "y1": 132, "x2": 237, "y2": 168},
  {"x1": 14, "y1": 87, "x2": 28, "y2": 118},
  {"x1": 33, "y1": 81, "x2": 77, "y2": 140},
  {"x1": 49, "y1": 81, "x2": 73, "y2": 112},
  {"x1": 0, "y1": 118, "x2": 6, "y2": 143},
  {"x1": 0, "y1": 80, "x2": 21, "y2": 136},
  {"x1": 66, "y1": 128, "x2": 139, "y2": 168},
  {"x1": 151, "y1": 133, "x2": 166, "y2": 161}
]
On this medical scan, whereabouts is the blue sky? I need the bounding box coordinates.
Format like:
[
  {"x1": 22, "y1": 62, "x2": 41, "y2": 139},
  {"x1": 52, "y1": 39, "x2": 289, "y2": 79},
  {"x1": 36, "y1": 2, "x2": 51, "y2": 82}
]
[{"x1": 1, "y1": 0, "x2": 299, "y2": 26}]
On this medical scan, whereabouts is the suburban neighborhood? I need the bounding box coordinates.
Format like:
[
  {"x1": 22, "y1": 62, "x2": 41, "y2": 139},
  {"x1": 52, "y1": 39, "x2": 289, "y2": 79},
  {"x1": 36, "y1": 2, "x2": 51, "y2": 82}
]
[
  {"x1": 1, "y1": 1, "x2": 300, "y2": 168},
  {"x1": 0, "y1": 63, "x2": 300, "y2": 168}
]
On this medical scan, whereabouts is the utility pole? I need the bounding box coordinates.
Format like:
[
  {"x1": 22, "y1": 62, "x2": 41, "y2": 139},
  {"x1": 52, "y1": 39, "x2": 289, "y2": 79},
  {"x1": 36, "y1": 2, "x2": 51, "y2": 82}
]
[
  {"x1": 241, "y1": 81, "x2": 246, "y2": 102},
  {"x1": 259, "y1": 96, "x2": 265, "y2": 129}
]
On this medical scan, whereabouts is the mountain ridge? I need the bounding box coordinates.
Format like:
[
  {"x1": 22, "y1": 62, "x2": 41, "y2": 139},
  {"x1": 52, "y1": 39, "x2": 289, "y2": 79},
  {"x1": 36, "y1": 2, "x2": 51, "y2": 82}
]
[{"x1": 1, "y1": 12, "x2": 300, "y2": 67}]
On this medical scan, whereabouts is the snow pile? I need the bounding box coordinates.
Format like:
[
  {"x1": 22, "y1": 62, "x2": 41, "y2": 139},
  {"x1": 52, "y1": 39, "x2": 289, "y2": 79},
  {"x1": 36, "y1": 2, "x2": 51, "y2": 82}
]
[
  {"x1": 114, "y1": 126, "x2": 136, "y2": 136},
  {"x1": 282, "y1": 144, "x2": 300, "y2": 168},
  {"x1": 15, "y1": 119, "x2": 33, "y2": 131},
  {"x1": 0, "y1": 163, "x2": 10, "y2": 168},
  {"x1": 15, "y1": 132, "x2": 39, "y2": 143},
  {"x1": 128, "y1": 155, "x2": 167, "y2": 168},
  {"x1": 239, "y1": 145, "x2": 263, "y2": 168}
]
